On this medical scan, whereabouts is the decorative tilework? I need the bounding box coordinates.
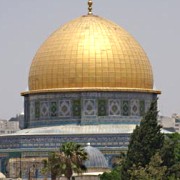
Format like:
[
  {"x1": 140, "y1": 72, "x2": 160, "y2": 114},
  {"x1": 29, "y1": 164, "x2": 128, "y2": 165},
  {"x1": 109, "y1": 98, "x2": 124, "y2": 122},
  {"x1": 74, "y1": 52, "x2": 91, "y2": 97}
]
[
  {"x1": 35, "y1": 102, "x2": 40, "y2": 118},
  {"x1": 0, "y1": 134, "x2": 130, "y2": 150},
  {"x1": 83, "y1": 99, "x2": 96, "y2": 116},
  {"x1": 26, "y1": 92, "x2": 156, "y2": 127},
  {"x1": 122, "y1": 100, "x2": 129, "y2": 116},
  {"x1": 59, "y1": 100, "x2": 71, "y2": 117},
  {"x1": 109, "y1": 100, "x2": 121, "y2": 116},
  {"x1": 98, "y1": 99, "x2": 107, "y2": 116},
  {"x1": 73, "y1": 100, "x2": 81, "y2": 116},
  {"x1": 140, "y1": 100, "x2": 145, "y2": 116},
  {"x1": 130, "y1": 99, "x2": 139, "y2": 116},
  {"x1": 50, "y1": 102, "x2": 57, "y2": 117},
  {"x1": 40, "y1": 102, "x2": 49, "y2": 118},
  {"x1": 30, "y1": 102, "x2": 35, "y2": 119},
  {"x1": 145, "y1": 100, "x2": 151, "y2": 113},
  {"x1": 0, "y1": 132, "x2": 131, "y2": 178}
]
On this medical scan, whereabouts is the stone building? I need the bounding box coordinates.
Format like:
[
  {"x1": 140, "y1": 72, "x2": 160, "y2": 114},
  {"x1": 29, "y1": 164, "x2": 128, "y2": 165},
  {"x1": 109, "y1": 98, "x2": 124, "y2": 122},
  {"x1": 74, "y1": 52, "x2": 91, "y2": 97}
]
[
  {"x1": 0, "y1": 119, "x2": 19, "y2": 135},
  {"x1": 172, "y1": 114, "x2": 180, "y2": 132},
  {"x1": 158, "y1": 114, "x2": 180, "y2": 133}
]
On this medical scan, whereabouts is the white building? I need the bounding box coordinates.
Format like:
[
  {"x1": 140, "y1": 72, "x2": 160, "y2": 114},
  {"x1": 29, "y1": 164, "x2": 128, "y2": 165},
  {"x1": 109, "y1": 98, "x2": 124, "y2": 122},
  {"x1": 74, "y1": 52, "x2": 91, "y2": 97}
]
[
  {"x1": 172, "y1": 114, "x2": 180, "y2": 132},
  {"x1": 158, "y1": 114, "x2": 180, "y2": 133},
  {"x1": 0, "y1": 119, "x2": 19, "y2": 135}
]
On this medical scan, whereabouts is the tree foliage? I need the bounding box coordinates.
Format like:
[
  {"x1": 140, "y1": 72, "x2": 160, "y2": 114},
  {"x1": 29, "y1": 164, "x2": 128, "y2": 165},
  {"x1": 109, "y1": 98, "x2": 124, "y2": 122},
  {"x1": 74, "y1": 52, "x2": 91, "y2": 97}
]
[
  {"x1": 126, "y1": 134, "x2": 180, "y2": 180},
  {"x1": 41, "y1": 152, "x2": 62, "y2": 180},
  {"x1": 122, "y1": 99, "x2": 164, "y2": 179},
  {"x1": 59, "y1": 142, "x2": 88, "y2": 179},
  {"x1": 100, "y1": 100, "x2": 180, "y2": 180},
  {"x1": 160, "y1": 133, "x2": 180, "y2": 179},
  {"x1": 111, "y1": 152, "x2": 126, "y2": 168},
  {"x1": 128, "y1": 152, "x2": 167, "y2": 180},
  {"x1": 100, "y1": 166, "x2": 122, "y2": 180},
  {"x1": 167, "y1": 133, "x2": 180, "y2": 162},
  {"x1": 42, "y1": 142, "x2": 88, "y2": 180},
  {"x1": 100, "y1": 153, "x2": 125, "y2": 180}
]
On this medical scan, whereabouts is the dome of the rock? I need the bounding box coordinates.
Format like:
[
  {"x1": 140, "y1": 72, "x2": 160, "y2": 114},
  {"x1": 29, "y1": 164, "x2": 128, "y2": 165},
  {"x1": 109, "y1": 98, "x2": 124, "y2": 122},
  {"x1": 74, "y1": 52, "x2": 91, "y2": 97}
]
[{"x1": 0, "y1": 1, "x2": 162, "y2": 179}]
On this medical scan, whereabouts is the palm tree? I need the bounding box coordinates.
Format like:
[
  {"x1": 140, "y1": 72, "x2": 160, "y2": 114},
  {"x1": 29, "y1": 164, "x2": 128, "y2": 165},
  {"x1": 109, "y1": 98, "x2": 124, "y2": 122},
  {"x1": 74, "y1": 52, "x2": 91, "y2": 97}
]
[
  {"x1": 41, "y1": 152, "x2": 62, "y2": 180},
  {"x1": 59, "y1": 142, "x2": 88, "y2": 180},
  {"x1": 42, "y1": 142, "x2": 88, "y2": 180}
]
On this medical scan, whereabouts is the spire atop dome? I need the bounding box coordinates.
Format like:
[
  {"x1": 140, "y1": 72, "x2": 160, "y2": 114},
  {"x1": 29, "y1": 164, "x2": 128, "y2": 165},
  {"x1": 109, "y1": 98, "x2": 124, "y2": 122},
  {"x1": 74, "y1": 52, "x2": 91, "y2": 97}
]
[{"x1": 88, "y1": 0, "x2": 93, "y2": 15}]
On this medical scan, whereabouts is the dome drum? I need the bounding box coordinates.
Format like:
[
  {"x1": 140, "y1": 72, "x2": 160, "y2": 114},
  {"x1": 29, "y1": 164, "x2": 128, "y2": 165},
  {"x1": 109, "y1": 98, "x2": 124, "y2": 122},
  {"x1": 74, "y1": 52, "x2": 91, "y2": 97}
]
[{"x1": 22, "y1": 91, "x2": 156, "y2": 129}]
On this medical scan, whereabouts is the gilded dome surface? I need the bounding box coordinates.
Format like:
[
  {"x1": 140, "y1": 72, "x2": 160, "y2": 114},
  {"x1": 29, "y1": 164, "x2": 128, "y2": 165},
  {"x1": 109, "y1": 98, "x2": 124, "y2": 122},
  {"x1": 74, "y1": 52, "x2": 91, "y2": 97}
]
[{"x1": 28, "y1": 15, "x2": 154, "y2": 93}]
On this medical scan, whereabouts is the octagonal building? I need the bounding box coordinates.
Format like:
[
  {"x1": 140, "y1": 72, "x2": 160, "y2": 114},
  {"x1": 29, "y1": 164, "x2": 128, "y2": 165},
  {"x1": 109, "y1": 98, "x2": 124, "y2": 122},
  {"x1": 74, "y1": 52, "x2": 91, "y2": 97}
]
[
  {"x1": 0, "y1": 1, "x2": 160, "y2": 179},
  {"x1": 22, "y1": 10, "x2": 160, "y2": 128}
]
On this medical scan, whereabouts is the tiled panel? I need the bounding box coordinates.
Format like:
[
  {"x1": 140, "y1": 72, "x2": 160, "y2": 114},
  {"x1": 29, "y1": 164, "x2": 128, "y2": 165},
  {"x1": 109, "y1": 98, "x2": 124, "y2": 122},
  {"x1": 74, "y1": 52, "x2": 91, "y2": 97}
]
[
  {"x1": 109, "y1": 100, "x2": 121, "y2": 116},
  {"x1": 59, "y1": 100, "x2": 71, "y2": 117},
  {"x1": 122, "y1": 100, "x2": 129, "y2": 116},
  {"x1": 50, "y1": 102, "x2": 58, "y2": 117},
  {"x1": 130, "y1": 99, "x2": 139, "y2": 116},
  {"x1": 40, "y1": 102, "x2": 49, "y2": 118},
  {"x1": 73, "y1": 100, "x2": 81, "y2": 116},
  {"x1": 98, "y1": 99, "x2": 107, "y2": 116},
  {"x1": 83, "y1": 99, "x2": 96, "y2": 116}
]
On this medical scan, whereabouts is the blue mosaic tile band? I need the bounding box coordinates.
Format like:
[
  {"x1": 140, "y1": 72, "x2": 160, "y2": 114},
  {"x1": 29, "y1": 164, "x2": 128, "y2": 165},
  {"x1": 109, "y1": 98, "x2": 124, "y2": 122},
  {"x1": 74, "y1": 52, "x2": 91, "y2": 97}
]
[{"x1": 23, "y1": 92, "x2": 156, "y2": 128}]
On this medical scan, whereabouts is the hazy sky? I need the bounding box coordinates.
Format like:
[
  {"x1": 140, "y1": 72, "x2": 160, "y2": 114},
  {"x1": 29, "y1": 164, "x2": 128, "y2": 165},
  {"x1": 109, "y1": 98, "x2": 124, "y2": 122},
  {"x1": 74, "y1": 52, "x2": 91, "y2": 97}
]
[{"x1": 0, "y1": 0, "x2": 180, "y2": 120}]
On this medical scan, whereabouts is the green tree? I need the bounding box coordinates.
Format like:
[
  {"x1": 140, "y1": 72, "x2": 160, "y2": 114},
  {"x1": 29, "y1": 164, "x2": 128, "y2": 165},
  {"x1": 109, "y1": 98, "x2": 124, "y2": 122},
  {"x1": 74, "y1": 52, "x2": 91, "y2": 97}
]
[
  {"x1": 111, "y1": 152, "x2": 126, "y2": 168},
  {"x1": 122, "y1": 99, "x2": 164, "y2": 179},
  {"x1": 160, "y1": 133, "x2": 180, "y2": 179},
  {"x1": 128, "y1": 152, "x2": 167, "y2": 180},
  {"x1": 41, "y1": 151, "x2": 62, "y2": 180},
  {"x1": 100, "y1": 152, "x2": 125, "y2": 180},
  {"x1": 100, "y1": 166, "x2": 122, "y2": 180},
  {"x1": 42, "y1": 142, "x2": 88, "y2": 180},
  {"x1": 167, "y1": 133, "x2": 180, "y2": 162},
  {"x1": 60, "y1": 142, "x2": 88, "y2": 179}
]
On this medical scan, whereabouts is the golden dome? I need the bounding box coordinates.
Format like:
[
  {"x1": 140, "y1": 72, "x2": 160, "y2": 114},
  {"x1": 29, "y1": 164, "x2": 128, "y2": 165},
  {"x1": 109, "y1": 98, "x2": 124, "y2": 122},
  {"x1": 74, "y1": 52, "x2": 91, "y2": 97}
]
[{"x1": 27, "y1": 15, "x2": 159, "y2": 94}]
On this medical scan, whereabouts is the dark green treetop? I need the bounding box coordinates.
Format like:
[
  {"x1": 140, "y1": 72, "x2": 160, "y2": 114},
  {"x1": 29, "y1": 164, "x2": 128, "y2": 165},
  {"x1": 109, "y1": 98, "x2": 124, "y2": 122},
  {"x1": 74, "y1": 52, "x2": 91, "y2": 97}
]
[{"x1": 122, "y1": 99, "x2": 164, "y2": 179}]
